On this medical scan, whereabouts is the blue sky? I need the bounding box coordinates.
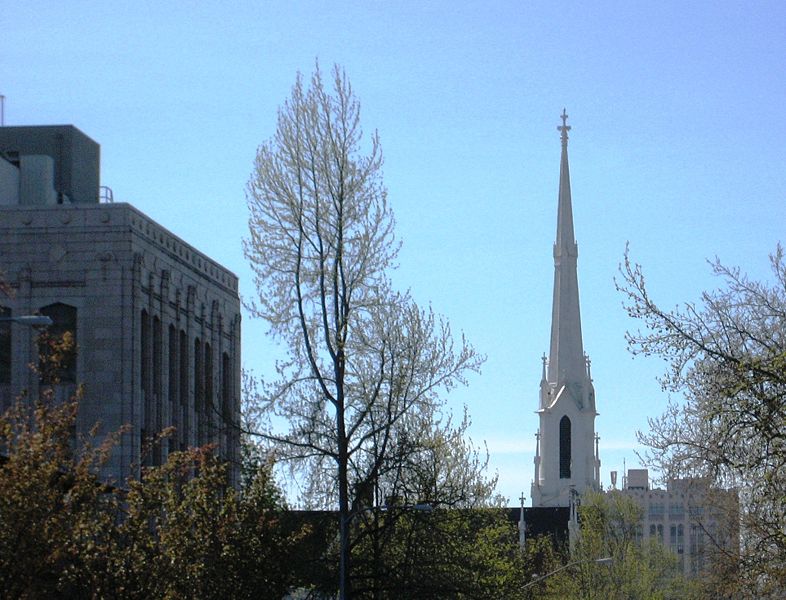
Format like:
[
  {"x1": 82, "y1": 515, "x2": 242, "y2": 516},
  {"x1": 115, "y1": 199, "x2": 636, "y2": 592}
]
[{"x1": 3, "y1": 1, "x2": 785, "y2": 504}]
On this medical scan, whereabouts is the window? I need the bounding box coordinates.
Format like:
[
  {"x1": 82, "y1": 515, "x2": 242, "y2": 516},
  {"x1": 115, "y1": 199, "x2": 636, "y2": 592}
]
[
  {"x1": 634, "y1": 524, "x2": 643, "y2": 544},
  {"x1": 690, "y1": 525, "x2": 705, "y2": 574},
  {"x1": 168, "y1": 324, "x2": 178, "y2": 437},
  {"x1": 194, "y1": 337, "x2": 203, "y2": 443},
  {"x1": 648, "y1": 523, "x2": 664, "y2": 543},
  {"x1": 39, "y1": 303, "x2": 77, "y2": 383},
  {"x1": 179, "y1": 330, "x2": 188, "y2": 407},
  {"x1": 141, "y1": 311, "x2": 164, "y2": 466},
  {"x1": 194, "y1": 338, "x2": 202, "y2": 412},
  {"x1": 0, "y1": 306, "x2": 10, "y2": 384},
  {"x1": 179, "y1": 330, "x2": 188, "y2": 448},
  {"x1": 221, "y1": 352, "x2": 232, "y2": 423},
  {"x1": 204, "y1": 342, "x2": 213, "y2": 417},
  {"x1": 669, "y1": 523, "x2": 685, "y2": 556},
  {"x1": 152, "y1": 316, "x2": 162, "y2": 400},
  {"x1": 204, "y1": 343, "x2": 213, "y2": 444},
  {"x1": 669, "y1": 502, "x2": 685, "y2": 519},
  {"x1": 141, "y1": 310, "x2": 150, "y2": 399},
  {"x1": 648, "y1": 503, "x2": 665, "y2": 520},
  {"x1": 559, "y1": 415, "x2": 571, "y2": 478},
  {"x1": 168, "y1": 325, "x2": 178, "y2": 408}
]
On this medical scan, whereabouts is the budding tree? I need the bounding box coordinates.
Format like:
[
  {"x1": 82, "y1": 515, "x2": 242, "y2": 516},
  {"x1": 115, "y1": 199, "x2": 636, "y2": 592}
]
[
  {"x1": 244, "y1": 64, "x2": 482, "y2": 598},
  {"x1": 618, "y1": 245, "x2": 786, "y2": 595}
]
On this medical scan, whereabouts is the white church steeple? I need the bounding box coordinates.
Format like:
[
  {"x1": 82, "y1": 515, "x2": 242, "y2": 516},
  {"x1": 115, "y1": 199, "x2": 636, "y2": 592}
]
[{"x1": 532, "y1": 110, "x2": 601, "y2": 507}]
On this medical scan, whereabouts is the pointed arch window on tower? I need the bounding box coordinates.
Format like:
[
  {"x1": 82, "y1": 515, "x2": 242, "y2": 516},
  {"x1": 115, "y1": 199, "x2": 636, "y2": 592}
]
[{"x1": 559, "y1": 415, "x2": 571, "y2": 479}]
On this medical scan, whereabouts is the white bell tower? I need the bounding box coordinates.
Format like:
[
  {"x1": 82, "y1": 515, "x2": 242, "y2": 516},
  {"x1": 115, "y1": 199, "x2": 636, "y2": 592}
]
[{"x1": 531, "y1": 110, "x2": 601, "y2": 507}]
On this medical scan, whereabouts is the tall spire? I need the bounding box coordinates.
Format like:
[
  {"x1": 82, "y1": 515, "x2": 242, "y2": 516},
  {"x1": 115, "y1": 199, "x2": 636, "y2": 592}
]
[
  {"x1": 532, "y1": 111, "x2": 599, "y2": 508},
  {"x1": 548, "y1": 109, "x2": 585, "y2": 390}
]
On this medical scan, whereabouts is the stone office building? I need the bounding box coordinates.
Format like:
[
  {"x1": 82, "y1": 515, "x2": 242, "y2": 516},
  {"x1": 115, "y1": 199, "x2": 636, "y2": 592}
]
[
  {"x1": 0, "y1": 125, "x2": 241, "y2": 485},
  {"x1": 613, "y1": 469, "x2": 738, "y2": 578}
]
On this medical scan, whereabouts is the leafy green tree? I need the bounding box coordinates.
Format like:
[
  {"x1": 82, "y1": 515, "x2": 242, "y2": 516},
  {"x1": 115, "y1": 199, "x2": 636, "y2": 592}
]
[
  {"x1": 244, "y1": 63, "x2": 483, "y2": 598},
  {"x1": 345, "y1": 411, "x2": 519, "y2": 599},
  {"x1": 619, "y1": 246, "x2": 785, "y2": 596},
  {"x1": 287, "y1": 408, "x2": 517, "y2": 598},
  {"x1": 0, "y1": 393, "x2": 121, "y2": 598},
  {"x1": 518, "y1": 535, "x2": 565, "y2": 600},
  {"x1": 544, "y1": 492, "x2": 700, "y2": 600},
  {"x1": 349, "y1": 506, "x2": 522, "y2": 599},
  {"x1": 373, "y1": 408, "x2": 502, "y2": 511},
  {"x1": 112, "y1": 447, "x2": 299, "y2": 599},
  {"x1": 1, "y1": 275, "x2": 301, "y2": 598},
  {"x1": 1, "y1": 390, "x2": 300, "y2": 599}
]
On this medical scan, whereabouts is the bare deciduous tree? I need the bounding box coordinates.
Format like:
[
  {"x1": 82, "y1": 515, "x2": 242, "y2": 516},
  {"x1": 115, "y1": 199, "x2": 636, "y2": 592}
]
[
  {"x1": 243, "y1": 64, "x2": 483, "y2": 599},
  {"x1": 618, "y1": 244, "x2": 786, "y2": 595}
]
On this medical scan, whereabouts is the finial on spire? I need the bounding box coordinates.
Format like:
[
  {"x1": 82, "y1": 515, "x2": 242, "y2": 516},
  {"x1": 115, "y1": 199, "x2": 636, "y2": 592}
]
[{"x1": 558, "y1": 108, "x2": 571, "y2": 144}]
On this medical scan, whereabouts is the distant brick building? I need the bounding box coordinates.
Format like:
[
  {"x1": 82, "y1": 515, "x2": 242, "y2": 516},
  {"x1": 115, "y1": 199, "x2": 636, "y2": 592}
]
[{"x1": 0, "y1": 125, "x2": 241, "y2": 485}]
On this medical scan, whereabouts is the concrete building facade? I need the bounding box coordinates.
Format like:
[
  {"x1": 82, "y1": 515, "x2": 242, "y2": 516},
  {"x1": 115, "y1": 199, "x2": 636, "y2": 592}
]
[{"x1": 0, "y1": 125, "x2": 241, "y2": 485}]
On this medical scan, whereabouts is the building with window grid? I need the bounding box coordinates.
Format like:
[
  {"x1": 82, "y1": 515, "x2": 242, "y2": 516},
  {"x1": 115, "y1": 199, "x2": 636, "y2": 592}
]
[{"x1": 0, "y1": 125, "x2": 241, "y2": 485}]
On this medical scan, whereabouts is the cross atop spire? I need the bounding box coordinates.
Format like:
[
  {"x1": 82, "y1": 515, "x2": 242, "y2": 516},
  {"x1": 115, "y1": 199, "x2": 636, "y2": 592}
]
[{"x1": 558, "y1": 108, "x2": 571, "y2": 145}]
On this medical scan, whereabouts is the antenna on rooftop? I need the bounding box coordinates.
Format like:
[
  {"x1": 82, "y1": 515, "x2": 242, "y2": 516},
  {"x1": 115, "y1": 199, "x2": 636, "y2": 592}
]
[{"x1": 623, "y1": 457, "x2": 627, "y2": 489}]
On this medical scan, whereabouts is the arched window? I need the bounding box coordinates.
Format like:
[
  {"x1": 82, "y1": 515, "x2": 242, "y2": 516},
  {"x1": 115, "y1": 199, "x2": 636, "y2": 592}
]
[
  {"x1": 0, "y1": 306, "x2": 11, "y2": 384},
  {"x1": 559, "y1": 415, "x2": 571, "y2": 479},
  {"x1": 39, "y1": 303, "x2": 77, "y2": 383}
]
